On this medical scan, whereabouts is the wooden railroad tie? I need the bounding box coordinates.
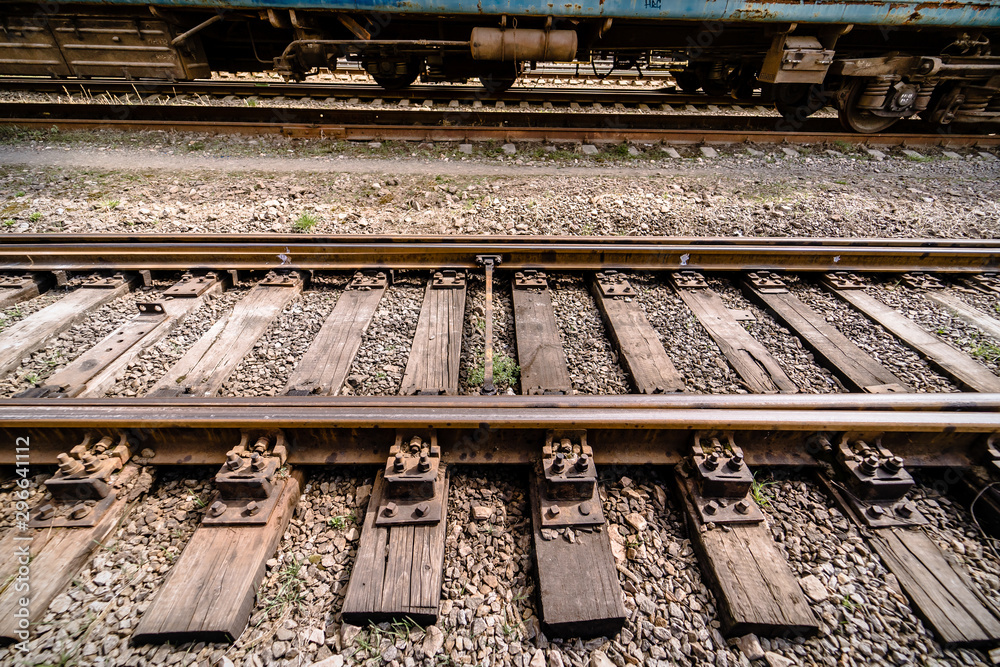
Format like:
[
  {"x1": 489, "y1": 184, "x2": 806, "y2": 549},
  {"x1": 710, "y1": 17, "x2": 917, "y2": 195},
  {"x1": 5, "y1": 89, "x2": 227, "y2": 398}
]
[
  {"x1": 284, "y1": 270, "x2": 389, "y2": 396},
  {"x1": 0, "y1": 272, "x2": 138, "y2": 378},
  {"x1": 343, "y1": 432, "x2": 449, "y2": 624},
  {"x1": 511, "y1": 270, "x2": 573, "y2": 395},
  {"x1": 816, "y1": 433, "x2": 1000, "y2": 647},
  {"x1": 133, "y1": 433, "x2": 301, "y2": 643},
  {"x1": 0, "y1": 272, "x2": 53, "y2": 310},
  {"x1": 740, "y1": 271, "x2": 910, "y2": 393},
  {"x1": 398, "y1": 269, "x2": 467, "y2": 396},
  {"x1": 589, "y1": 271, "x2": 685, "y2": 394},
  {"x1": 671, "y1": 271, "x2": 799, "y2": 394},
  {"x1": 529, "y1": 430, "x2": 627, "y2": 638},
  {"x1": 19, "y1": 272, "x2": 227, "y2": 399},
  {"x1": 823, "y1": 272, "x2": 1000, "y2": 393},
  {"x1": 149, "y1": 271, "x2": 304, "y2": 398},
  {"x1": 0, "y1": 436, "x2": 141, "y2": 644},
  {"x1": 675, "y1": 432, "x2": 819, "y2": 637}
]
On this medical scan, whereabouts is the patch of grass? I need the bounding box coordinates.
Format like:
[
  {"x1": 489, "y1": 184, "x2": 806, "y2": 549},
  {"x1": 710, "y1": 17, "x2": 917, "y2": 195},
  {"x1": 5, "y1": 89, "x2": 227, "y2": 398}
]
[
  {"x1": 293, "y1": 212, "x2": 318, "y2": 232},
  {"x1": 260, "y1": 555, "x2": 305, "y2": 617},
  {"x1": 102, "y1": 199, "x2": 120, "y2": 210},
  {"x1": 246, "y1": 98, "x2": 258, "y2": 107},
  {"x1": 23, "y1": 372, "x2": 39, "y2": 385},
  {"x1": 327, "y1": 512, "x2": 355, "y2": 529},
  {"x1": 3, "y1": 219, "x2": 14, "y2": 228},
  {"x1": 468, "y1": 353, "x2": 519, "y2": 389},
  {"x1": 969, "y1": 338, "x2": 1000, "y2": 362},
  {"x1": 905, "y1": 153, "x2": 933, "y2": 163},
  {"x1": 15, "y1": 190, "x2": 25, "y2": 197},
  {"x1": 840, "y1": 594, "x2": 859, "y2": 611},
  {"x1": 186, "y1": 489, "x2": 206, "y2": 509},
  {"x1": 29, "y1": 211, "x2": 42, "y2": 222},
  {"x1": 750, "y1": 471, "x2": 778, "y2": 509},
  {"x1": 45, "y1": 350, "x2": 64, "y2": 368}
]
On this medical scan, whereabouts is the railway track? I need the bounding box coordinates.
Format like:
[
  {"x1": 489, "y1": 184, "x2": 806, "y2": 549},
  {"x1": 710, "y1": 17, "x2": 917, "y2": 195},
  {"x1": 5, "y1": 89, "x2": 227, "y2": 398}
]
[
  {"x1": 0, "y1": 79, "x2": 688, "y2": 107},
  {"x1": 2, "y1": 101, "x2": 998, "y2": 147},
  {"x1": 0, "y1": 235, "x2": 999, "y2": 664}
]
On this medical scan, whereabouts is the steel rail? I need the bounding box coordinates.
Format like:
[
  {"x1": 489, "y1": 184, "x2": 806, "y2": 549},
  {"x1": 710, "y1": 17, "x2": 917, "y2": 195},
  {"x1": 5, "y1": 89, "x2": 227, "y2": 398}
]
[
  {"x1": 0, "y1": 77, "x2": 748, "y2": 107},
  {"x1": 0, "y1": 235, "x2": 998, "y2": 272},
  {"x1": 0, "y1": 395, "x2": 995, "y2": 468},
  {"x1": 4, "y1": 113, "x2": 995, "y2": 146}
]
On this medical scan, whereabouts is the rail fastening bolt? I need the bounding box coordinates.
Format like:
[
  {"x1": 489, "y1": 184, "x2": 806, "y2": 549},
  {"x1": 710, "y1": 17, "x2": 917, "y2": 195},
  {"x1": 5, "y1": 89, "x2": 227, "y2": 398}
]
[
  {"x1": 70, "y1": 504, "x2": 90, "y2": 520},
  {"x1": 226, "y1": 452, "x2": 243, "y2": 470},
  {"x1": 883, "y1": 456, "x2": 904, "y2": 474},
  {"x1": 246, "y1": 501, "x2": 260, "y2": 516},
  {"x1": 209, "y1": 501, "x2": 227, "y2": 517},
  {"x1": 394, "y1": 453, "x2": 406, "y2": 473},
  {"x1": 728, "y1": 453, "x2": 744, "y2": 471},
  {"x1": 57, "y1": 453, "x2": 84, "y2": 476},
  {"x1": 896, "y1": 502, "x2": 914, "y2": 518},
  {"x1": 575, "y1": 454, "x2": 590, "y2": 472},
  {"x1": 735, "y1": 500, "x2": 750, "y2": 514},
  {"x1": 37, "y1": 504, "x2": 55, "y2": 520},
  {"x1": 418, "y1": 454, "x2": 431, "y2": 473},
  {"x1": 867, "y1": 504, "x2": 885, "y2": 519},
  {"x1": 250, "y1": 452, "x2": 266, "y2": 471},
  {"x1": 705, "y1": 452, "x2": 720, "y2": 471},
  {"x1": 552, "y1": 453, "x2": 566, "y2": 473},
  {"x1": 579, "y1": 501, "x2": 592, "y2": 516},
  {"x1": 547, "y1": 505, "x2": 561, "y2": 519},
  {"x1": 704, "y1": 500, "x2": 719, "y2": 515},
  {"x1": 861, "y1": 455, "x2": 880, "y2": 475},
  {"x1": 415, "y1": 502, "x2": 430, "y2": 517},
  {"x1": 81, "y1": 453, "x2": 101, "y2": 474},
  {"x1": 384, "y1": 502, "x2": 398, "y2": 518}
]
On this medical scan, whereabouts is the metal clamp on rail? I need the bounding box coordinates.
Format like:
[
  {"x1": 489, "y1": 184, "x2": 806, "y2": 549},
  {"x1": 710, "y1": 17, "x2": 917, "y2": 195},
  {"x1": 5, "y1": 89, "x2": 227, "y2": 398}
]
[
  {"x1": 900, "y1": 272, "x2": 945, "y2": 290},
  {"x1": 537, "y1": 430, "x2": 604, "y2": 530},
  {"x1": 29, "y1": 432, "x2": 132, "y2": 528},
  {"x1": 678, "y1": 431, "x2": 764, "y2": 525},
  {"x1": 825, "y1": 434, "x2": 926, "y2": 528},
  {"x1": 987, "y1": 434, "x2": 1000, "y2": 476},
  {"x1": 594, "y1": 271, "x2": 635, "y2": 298},
  {"x1": 375, "y1": 431, "x2": 446, "y2": 526},
  {"x1": 963, "y1": 273, "x2": 1000, "y2": 295},
  {"x1": 671, "y1": 270, "x2": 709, "y2": 289},
  {"x1": 203, "y1": 431, "x2": 289, "y2": 526},
  {"x1": 822, "y1": 272, "x2": 866, "y2": 290},
  {"x1": 746, "y1": 271, "x2": 789, "y2": 293}
]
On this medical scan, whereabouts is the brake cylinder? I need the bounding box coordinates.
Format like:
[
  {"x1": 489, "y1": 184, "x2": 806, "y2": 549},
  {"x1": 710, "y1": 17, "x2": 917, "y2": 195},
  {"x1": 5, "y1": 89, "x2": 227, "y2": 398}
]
[{"x1": 470, "y1": 27, "x2": 577, "y2": 62}]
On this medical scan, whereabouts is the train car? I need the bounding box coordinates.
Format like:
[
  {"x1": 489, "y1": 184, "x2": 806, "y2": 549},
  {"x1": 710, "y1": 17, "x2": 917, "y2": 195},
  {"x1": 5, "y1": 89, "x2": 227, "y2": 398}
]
[{"x1": 0, "y1": 0, "x2": 998, "y2": 131}]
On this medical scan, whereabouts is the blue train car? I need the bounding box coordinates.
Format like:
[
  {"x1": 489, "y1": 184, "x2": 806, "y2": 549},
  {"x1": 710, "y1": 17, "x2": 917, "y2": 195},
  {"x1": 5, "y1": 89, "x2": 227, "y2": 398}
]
[{"x1": 2, "y1": 0, "x2": 999, "y2": 130}]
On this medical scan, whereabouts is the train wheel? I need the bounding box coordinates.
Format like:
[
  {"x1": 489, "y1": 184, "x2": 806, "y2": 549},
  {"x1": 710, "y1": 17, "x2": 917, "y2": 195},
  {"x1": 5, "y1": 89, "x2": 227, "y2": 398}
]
[
  {"x1": 673, "y1": 68, "x2": 701, "y2": 93},
  {"x1": 838, "y1": 78, "x2": 899, "y2": 133},
  {"x1": 478, "y1": 62, "x2": 522, "y2": 94},
  {"x1": 367, "y1": 57, "x2": 422, "y2": 90},
  {"x1": 694, "y1": 62, "x2": 727, "y2": 96},
  {"x1": 772, "y1": 83, "x2": 829, "y2": 122}
]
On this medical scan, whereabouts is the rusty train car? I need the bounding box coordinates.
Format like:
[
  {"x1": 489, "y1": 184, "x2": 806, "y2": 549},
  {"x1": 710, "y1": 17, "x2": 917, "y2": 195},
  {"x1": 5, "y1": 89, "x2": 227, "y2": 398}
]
[{"x1": 1, "y1": 0, "x2": 998, "y2": 131}]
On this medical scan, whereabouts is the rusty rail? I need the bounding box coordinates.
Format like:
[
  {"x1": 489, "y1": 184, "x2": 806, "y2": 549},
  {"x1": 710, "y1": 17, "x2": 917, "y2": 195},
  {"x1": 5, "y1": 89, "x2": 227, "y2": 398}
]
[
  {"x1": 0, "y1": 394, "x2": 997, "y2": 468},
  {"x1": 1, "y1": 235, "x2": 999, "y2": 272},
  {"x1": 0, "y1": 78, "x2": 726, "y2": 106},
  {"x1": 1, "y1": 102, "x2": 997, "y2": 145}
]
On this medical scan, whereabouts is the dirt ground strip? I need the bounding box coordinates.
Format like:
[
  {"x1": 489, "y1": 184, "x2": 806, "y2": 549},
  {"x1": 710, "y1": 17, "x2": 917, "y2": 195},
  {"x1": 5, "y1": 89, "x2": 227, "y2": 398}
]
[{"x1": 0, "y1": 143, "x2": 997, "y2": 239}]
